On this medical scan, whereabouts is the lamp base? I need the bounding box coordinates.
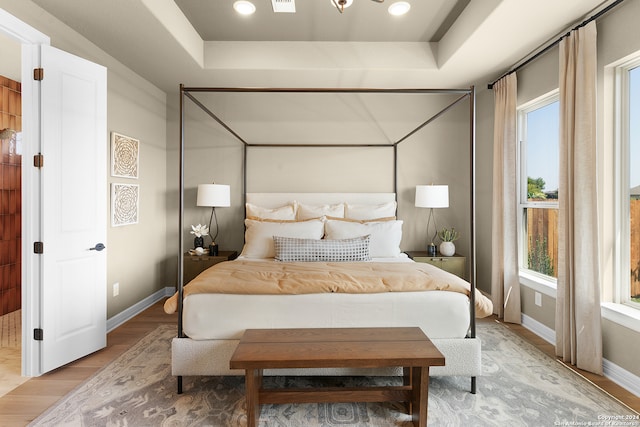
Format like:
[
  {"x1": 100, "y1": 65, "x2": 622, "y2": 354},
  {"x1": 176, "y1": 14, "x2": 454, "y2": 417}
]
[
  {"x1": 427, "y1": 243, "x2": 437, "y2": 256},
  {"x1": 209, "y1": 243, "x2": 219, "y2": 256}
]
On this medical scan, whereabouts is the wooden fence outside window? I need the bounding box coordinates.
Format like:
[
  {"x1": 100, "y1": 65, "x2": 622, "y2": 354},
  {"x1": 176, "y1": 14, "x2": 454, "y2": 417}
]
[{"x1": 528, "y1": 203, "x2": 640, "y2": 298}]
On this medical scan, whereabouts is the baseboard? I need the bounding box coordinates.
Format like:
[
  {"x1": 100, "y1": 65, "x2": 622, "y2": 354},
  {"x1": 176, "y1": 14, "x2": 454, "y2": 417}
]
[
  {"x1": 521, "y1": 313, "x2": 556, "y2": 344},
  {"x1": 603, "y1": 358, "x2": 640, "y2": 397},
  {"x1": 106, "y1": 287, "x2": 175, "y2": 333},
  {"x1": 521, "y1": 313, "x2": 640, "y2": 398}
]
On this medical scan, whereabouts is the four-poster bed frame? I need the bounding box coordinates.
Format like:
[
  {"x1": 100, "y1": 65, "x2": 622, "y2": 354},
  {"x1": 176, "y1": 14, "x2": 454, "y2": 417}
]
[{"x1": 175, "y1": 85, "x2": 478, "y2": 393}]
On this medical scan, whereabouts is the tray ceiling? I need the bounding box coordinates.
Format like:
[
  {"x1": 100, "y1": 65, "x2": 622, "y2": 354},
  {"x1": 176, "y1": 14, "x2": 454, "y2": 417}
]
[{"x1": 30, "y1": 0, "x2": 613, "y2": 92}]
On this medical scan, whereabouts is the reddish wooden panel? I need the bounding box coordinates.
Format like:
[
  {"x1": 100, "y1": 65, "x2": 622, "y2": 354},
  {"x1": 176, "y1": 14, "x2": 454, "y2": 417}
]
[
  {"x1": 0, "y1": 265, "x2": 8, "y2": 291},
  {"x1": 0, "y1": 75, "x2": 21, "y2": 316},
  {"x1": 1, "y1": 190, "x2": 9, "y2": 215},
  {"x1": 1, "y1": 88, "x2": 8, "y2": 113}
]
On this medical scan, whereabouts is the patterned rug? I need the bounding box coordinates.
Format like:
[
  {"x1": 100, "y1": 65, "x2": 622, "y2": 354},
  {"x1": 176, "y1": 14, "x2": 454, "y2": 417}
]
[{"x1": 29, "y1": 322, "x2": 638, "y2": 427}]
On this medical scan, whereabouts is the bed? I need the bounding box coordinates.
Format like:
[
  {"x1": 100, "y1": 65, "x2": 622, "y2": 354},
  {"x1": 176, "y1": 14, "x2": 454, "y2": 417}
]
[{"x1": 165, "y1": 192, "x2": 493, "y2": 394}]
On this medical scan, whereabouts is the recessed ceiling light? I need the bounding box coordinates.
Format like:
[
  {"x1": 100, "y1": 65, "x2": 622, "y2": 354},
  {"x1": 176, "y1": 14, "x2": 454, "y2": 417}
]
[
  {"x1": 388, "y1": 1, "x2": 410, "y2": 16},
  {"x1": 234, "y1": 1, "x2": 256, "y2": 15}
]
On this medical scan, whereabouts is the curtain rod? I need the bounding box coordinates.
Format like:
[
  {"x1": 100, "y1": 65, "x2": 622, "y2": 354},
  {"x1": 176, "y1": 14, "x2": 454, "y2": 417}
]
[{"x1": 487, "y1": 0, "x2": 625, "y2": 89}]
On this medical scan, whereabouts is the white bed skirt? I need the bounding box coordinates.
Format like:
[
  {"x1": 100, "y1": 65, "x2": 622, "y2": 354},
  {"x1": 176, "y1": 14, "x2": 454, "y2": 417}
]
[{"x1": 171, "y1": 336, "x2": 481, "y2": 377}]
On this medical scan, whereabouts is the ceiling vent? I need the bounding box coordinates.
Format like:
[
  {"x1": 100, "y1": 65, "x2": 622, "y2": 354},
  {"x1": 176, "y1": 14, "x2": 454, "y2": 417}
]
[{"x1": 271, "y1": 0, "x2": 296, "y2": 13}]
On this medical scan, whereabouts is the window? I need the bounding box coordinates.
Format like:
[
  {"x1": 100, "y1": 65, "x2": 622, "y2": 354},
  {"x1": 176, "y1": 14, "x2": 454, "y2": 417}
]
[
  {"x1": 618, "y1": 59, "x2": 640, "y2": 308},
  {"x1": 517, "y1": 92, "x2": 560, "y2": 282}
]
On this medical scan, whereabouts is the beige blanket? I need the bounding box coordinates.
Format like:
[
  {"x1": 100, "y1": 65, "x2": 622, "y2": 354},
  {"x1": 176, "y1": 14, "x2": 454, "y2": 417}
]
[{"x1": 164, "y1": 260, "x2": 493, "y2": 317}]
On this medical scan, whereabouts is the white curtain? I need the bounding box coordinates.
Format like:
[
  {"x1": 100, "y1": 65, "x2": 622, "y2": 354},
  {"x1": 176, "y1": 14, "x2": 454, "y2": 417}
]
[
  {"x1": 556, "y1": 21, "x2": 602, "y2": 375},
  {"x1": 491, "y1": 73, "x2": 521, "y2": 324}
]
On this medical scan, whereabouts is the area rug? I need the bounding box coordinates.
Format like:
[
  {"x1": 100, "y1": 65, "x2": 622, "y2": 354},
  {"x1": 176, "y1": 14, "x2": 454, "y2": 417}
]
[{"x1": 29, "y1": 322, "x2": 638, "y2": 427}]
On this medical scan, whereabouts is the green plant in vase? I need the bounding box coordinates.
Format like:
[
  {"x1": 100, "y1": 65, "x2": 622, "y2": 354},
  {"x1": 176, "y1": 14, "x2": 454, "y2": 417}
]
[{"x1": 437, "y1": 227, "x2": 459, "y2": 256}]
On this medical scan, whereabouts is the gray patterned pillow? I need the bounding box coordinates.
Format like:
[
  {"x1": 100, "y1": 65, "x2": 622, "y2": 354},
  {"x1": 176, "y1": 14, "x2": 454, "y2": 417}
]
[{"x1": 273, "y1": 235, "x2": 371, "y2": 262}]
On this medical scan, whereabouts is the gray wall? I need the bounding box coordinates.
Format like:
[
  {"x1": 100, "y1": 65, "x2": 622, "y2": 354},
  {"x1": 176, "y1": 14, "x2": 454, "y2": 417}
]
[{"x1": 0, "y1": 0, "x2": 171, "y2": 319}]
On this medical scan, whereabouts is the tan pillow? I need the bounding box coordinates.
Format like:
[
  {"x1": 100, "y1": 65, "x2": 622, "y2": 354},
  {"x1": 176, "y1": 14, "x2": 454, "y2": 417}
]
[
  {"x1": 297, "y1": 203, "x2": 344, "y2": 220},
  {"x1": 245, "y1": 202, "x2": 296, "y2": 220},
  {"x1": 344, "y1": 201, "x2": 397, "y2": 220},
  {"x1": 240, "y1": 218, "x2": 325, "y2": 259},
  {"x1": 326, "y1": 216, "x2": 396, "y2": 224}
]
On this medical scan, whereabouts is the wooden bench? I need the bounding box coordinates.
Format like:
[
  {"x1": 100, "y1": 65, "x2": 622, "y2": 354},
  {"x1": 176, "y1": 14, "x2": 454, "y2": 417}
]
[{"x1": 229, "y1": 327, "x2": 445, "y2": 427}]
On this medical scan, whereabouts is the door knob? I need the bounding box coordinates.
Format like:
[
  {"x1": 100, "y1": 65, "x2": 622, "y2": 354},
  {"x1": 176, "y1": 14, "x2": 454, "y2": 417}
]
[{"x1": 90, "y1": 243, "x2": 106, "y2": 251}]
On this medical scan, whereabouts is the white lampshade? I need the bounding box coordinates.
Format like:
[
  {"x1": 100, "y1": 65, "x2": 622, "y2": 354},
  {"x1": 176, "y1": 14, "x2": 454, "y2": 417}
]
[
  {"x1": 197, "y1": 184, "x2": 231, "y2": 207},
  {"x1": 415, "y1": 185, "x2": 449, "y2": 208}
]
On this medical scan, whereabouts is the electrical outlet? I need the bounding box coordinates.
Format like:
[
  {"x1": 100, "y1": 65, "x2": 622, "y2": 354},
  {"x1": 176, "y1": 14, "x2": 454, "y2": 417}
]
[
  {"x1": 535, "y1": 291, "x2": 542, "y2": 307},
  {"x1": 113, "y1": 282, "x2": 119, "y2": 297}
]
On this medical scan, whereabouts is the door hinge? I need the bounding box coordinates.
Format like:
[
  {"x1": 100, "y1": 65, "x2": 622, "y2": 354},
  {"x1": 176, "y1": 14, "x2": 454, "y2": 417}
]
[
  {"x1": 34, "y1": 153, "x2": 44, "y2": 168},
  {"x1": 34, "y1": 241, "x2": 44, "y2": 254},
  {"x1": 33, "y1": 68, "x2": 44, "y2": 81},
  {"x1": 34, "y1": 328, "x2": 44, "y2": 341}
]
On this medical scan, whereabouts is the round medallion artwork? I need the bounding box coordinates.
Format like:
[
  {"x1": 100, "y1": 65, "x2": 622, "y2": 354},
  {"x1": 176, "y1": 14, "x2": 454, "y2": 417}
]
[
  {"x1": 111, "y1": 133, "x2": 139, "y2": 178},
  {"x1": 112, "y1": 184, "x2": 139, "y2": 226}
]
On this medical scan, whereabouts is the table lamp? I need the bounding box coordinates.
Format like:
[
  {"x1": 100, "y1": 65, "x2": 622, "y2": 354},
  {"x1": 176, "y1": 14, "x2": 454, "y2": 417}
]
[
  {"x1": 197, "y1": 183, "x2": 231, "y2": 256},
  {"x1": 415, "y1": 184, "x2": 449, "y2": 256}
]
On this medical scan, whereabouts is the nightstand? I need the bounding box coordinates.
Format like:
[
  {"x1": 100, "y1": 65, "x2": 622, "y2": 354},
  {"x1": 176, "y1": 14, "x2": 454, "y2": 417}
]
[
  {"x1": 183, "y1": 250, "x2": 238, "y2": 284},
  {"x1": 405, "y1": 251, "x2": 466, "y2": 280}
]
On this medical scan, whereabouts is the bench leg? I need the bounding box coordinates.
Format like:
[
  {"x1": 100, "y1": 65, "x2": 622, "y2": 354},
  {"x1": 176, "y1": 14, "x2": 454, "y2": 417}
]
[
  {"x1": 245, "y1": 369, "x2": 263, "y2": 427},
  {"x1": 411, "y1": 367, "x2": 429, "y2": 427},
  {"x1": 403, "y1": 367, "x2": 413, "y2": 415}
]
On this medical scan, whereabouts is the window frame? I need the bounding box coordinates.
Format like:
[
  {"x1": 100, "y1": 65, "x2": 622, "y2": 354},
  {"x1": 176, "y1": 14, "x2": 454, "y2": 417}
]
[
  {"x1": 614, "y1": 56, "x2": 640, "y2": 310},
  {"x1": 516, "y1": 90, "x2": 560, "y2": 287}
]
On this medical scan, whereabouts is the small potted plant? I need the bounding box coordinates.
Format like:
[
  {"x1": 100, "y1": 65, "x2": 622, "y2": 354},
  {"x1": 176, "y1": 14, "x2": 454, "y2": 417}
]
[{"x1": 437, "y1": 227, "x2": 459, "y2": 256}]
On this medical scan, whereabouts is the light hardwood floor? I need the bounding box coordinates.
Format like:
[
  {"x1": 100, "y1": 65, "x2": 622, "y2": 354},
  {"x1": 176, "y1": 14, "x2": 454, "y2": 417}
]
[
  {"x1": 0, "y1": 301, "x2": 178, "y2": 427},
  {"x1": 0, "y1": 310, "x2": 28, "y2": 398},
  {"x1": 0, "y1": 302, "x2": 637, "y2": 426}
]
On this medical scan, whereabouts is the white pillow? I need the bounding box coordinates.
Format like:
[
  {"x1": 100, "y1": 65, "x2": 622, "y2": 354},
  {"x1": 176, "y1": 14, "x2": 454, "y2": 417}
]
[
  {"x1": 273, "y1": 235, "x2": 370, "y2": 262},
  {"x1": 241, "y1": 218, "x2": 325, "y2": 259},
  {"x1": 324, "y1": 219, "x2": 403, "y2": 258},
  {"x1": 297, "y1": 203, "x2": 344, "y2": 220},
  {"x1": 246, "y1": 202, "x2": 296, "y2": 220},
  {"x1": 344, "y1": 201, "x2": 397, "y2": 220}
]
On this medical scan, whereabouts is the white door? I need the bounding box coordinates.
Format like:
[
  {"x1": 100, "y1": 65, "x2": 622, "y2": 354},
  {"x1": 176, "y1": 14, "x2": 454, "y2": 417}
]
[{"x1": 39, "y1": 45, "x2": 107, "y2": 373}]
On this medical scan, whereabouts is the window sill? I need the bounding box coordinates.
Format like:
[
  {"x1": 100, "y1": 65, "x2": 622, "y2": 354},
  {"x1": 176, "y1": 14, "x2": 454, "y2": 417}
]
[
  {"x1": 519, "y1": 273, "x2": 640, "y2": 333},
  {"x1": 519, "y1": 270, "x2": 557, "y2": 298},
  {"x1": 601, "y1": 302, "x2": 640, "y2": 334}
]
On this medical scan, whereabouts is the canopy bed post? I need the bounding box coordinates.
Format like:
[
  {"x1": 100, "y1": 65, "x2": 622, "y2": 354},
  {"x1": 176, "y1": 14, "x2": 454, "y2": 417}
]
[
  {"x1": 469, "y1": 85, "x2": 477, "y2": 394},
  {"x1": 243, "y1": 143, "x2": 247, "y2": 213},
  {"x1": 393, "y1": 143, "x2": 398, "y2": 197},
  {"x1": 178, "y1": 84, "x2": 185, "y2": 339},
  {"x1": 177, "y1": 84, "x2": 186, "y2": 394}
]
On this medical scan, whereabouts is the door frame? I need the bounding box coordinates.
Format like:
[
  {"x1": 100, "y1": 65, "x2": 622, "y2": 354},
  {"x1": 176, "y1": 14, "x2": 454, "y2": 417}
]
[{"x1": 0, "y1": 8, "x2": 50, "y2": 376}]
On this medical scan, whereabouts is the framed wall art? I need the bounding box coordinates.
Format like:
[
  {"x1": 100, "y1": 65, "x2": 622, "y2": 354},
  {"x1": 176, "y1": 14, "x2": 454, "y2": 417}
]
[
  {"x1": 111, "y1": 132, "x2": 139, "y2": 178},
  {"x1": 111, "y1": 183, "x2": 139, "y2": 226}
]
